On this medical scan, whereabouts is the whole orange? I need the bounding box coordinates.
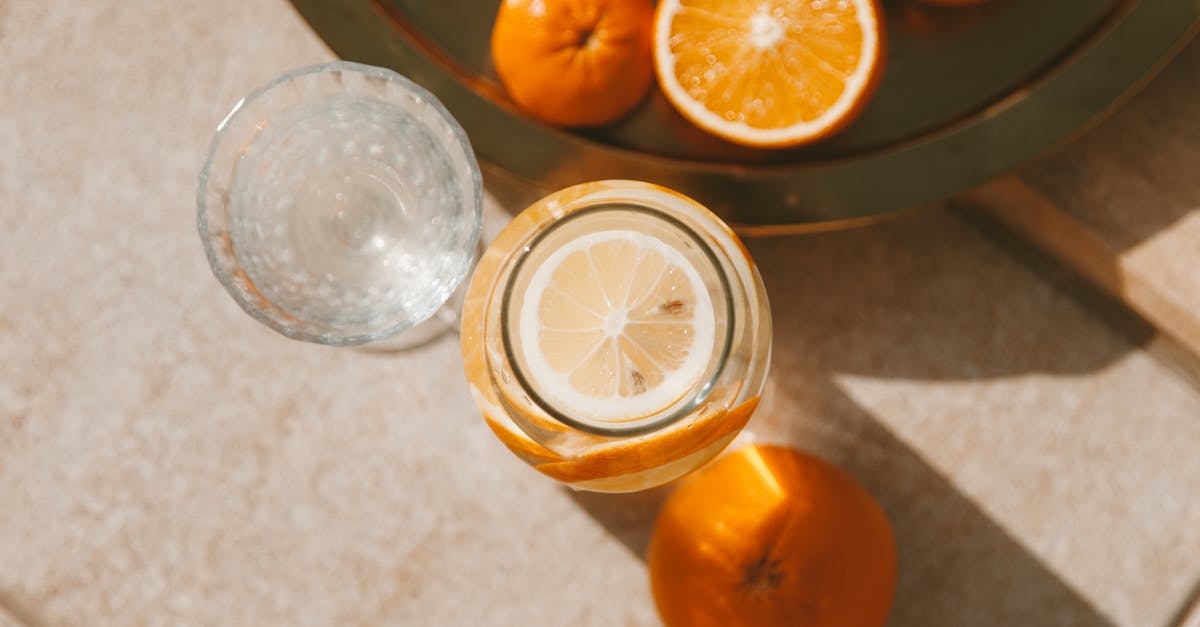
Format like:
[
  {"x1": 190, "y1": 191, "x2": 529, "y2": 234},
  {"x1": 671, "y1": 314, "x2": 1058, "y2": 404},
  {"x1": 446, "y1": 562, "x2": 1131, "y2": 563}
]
[
  {"x1": 490, "y1": 0, "x2": 654, "y2": 127},
  {"x1": 647, "y1": 444, "x2": 897, "y2": 627}
]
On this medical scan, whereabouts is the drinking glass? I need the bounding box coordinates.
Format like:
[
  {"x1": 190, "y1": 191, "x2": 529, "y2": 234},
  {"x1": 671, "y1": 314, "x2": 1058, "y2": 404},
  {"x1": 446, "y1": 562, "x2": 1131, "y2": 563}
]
[
  {"x1": 198, "y1": 61, "x2": 482, "y2": 346},
  {"x1": 461, "y1": 181, "x2": 771, "y2": 493}
]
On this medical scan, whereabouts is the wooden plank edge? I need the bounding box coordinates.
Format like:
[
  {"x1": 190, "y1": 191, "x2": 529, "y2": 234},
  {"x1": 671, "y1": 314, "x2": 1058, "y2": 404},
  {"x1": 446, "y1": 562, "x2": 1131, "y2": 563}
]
[{"x1": 954, "y1": 175, "x2": 1200, "y2": 382}]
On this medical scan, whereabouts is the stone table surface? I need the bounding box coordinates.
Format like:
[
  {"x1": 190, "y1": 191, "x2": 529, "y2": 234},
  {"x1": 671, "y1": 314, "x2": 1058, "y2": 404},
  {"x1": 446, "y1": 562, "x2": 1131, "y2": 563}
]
[{"x1": 2, "y1": 1, "x2": 1200, "y2": 626}]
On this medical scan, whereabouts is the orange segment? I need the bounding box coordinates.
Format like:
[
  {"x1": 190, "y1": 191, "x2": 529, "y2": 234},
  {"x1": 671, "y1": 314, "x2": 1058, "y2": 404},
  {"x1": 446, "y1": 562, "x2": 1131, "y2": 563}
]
[
  {"x1": 483, "y1": 415, "x2": 565, "y2": 466},
  {"x1": 565, "y1": 431, "x2": 741, "y2": 492},
  {"x1": 654, "y1": 0, "x2": 885, "y2": 147},
  {"x1": 534, "y1": 397, "x2": 758, "y2": 483}
]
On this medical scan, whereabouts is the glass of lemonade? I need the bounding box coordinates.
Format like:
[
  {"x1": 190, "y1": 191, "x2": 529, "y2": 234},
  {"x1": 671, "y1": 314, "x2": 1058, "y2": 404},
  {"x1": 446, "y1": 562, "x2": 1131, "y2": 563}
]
[
  {"x1": 198, "y1": 62, "x2": 482, "y2": 346},
  {"x1": 461, "y1": 180, "x2": 771, "y2": 492}
]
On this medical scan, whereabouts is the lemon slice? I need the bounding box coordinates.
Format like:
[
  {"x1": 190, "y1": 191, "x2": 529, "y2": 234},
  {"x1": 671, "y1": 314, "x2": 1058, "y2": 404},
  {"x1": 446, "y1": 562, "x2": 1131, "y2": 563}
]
[{"x1": 517, "y1": 230, "x2": 716, "y2": 424}]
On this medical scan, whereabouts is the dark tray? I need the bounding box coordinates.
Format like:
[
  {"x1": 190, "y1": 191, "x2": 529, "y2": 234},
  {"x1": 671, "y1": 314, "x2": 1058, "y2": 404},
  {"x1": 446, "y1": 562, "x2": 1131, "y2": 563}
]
[{"x1": 290, "y1": 0, "x2": 1199, "y2": 233}]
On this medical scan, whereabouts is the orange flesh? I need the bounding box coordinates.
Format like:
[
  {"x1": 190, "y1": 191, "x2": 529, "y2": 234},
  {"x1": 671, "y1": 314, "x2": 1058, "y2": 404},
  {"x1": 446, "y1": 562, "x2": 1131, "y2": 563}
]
[{"x1": 665, "y1": 0, "x2": 869, "y2": 128}]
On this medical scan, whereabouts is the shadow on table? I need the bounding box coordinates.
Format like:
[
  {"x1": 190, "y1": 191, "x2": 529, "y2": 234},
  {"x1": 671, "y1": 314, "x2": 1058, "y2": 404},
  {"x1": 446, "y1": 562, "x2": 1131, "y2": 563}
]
[
  {"x1": 0, "y1": 588, "x2": 47, "y2": 627},
  {"x1": 572, "y1": 211, "x2": 1130, "y2": 625},
  {"x1": 1021, "y1": 40, "x2": 1200, "y2": 253},
  {"x1": 571, "y1": 377, "x2": 1114, "y2": 627},
  {"x1": 746, "y1": 208, "x2": 1135, "y2": 383}
]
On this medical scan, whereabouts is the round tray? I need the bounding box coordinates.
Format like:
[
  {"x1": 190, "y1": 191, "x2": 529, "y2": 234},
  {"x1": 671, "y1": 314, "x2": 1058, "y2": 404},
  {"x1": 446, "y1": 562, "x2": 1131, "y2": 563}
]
[{"x1": 290, "y1": 0, "x2": 1200, "y2": 233}]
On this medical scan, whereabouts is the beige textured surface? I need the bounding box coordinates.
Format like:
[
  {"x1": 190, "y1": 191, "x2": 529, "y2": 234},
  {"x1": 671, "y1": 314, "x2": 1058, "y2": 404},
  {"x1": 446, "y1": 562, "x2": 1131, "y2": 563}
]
[
  {"x1": 3, "y1": 1, "x2": 1200, "y2": 626},
  {"x1": 0, "y1": 607, "x2": 24, "y2": 627}
]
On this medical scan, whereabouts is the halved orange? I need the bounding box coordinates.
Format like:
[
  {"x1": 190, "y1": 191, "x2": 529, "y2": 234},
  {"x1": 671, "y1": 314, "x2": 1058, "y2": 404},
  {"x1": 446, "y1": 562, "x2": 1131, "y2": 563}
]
[{"x1": 654, "y1": 0, "x2": 885, "y2": 147}]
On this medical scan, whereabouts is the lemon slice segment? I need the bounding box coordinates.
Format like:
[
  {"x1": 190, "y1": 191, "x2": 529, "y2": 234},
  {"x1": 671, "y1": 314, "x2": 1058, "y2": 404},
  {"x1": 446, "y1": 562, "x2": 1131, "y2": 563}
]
[{"x1": 518, "y1": 230, "x2": 716, "y2": 424}]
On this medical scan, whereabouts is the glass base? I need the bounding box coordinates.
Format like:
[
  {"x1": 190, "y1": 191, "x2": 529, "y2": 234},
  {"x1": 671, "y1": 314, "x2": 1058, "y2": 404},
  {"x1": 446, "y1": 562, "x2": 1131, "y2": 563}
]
[
  {"x1": 353, "y1": 236, "x2": 481, "y2": 352},
  {"x1": 354, "y1": 293, "x2": 462, "y2": 352}
]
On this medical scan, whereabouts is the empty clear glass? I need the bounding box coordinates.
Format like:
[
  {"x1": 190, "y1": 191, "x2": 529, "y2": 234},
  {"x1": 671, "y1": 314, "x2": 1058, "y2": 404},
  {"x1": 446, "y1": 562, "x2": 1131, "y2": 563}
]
[{"x1": 198, "y1": 61, "x2": 482, "y2": 346}]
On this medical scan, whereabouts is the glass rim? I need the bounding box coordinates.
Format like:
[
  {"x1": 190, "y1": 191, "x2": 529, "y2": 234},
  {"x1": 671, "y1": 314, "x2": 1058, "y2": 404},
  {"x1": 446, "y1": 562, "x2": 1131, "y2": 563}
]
[
  {"x1": 196, "y1": 60, "x2": 484, "y2": 346},
  {"x1": 498, "y1": 200, "x2": 736, "y2": 438}
]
